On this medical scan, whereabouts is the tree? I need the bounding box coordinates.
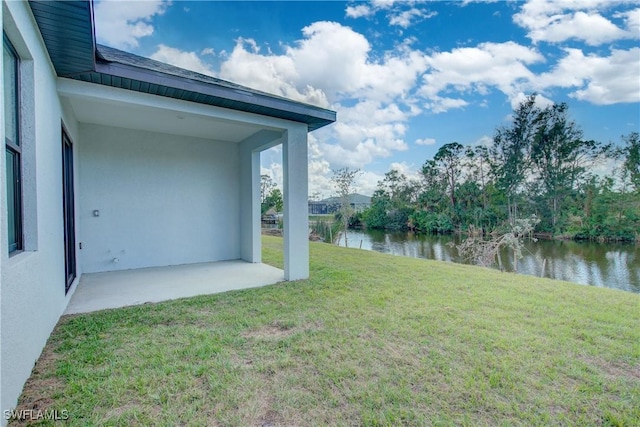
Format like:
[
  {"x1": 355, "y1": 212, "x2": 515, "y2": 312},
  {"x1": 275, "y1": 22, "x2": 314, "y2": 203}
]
[
  {"x1": 619, "y1": 132, "x2": 640, "y2": 192},
  {"x1": 261, "y1": 175, "x2": 283, "y2": 214},
  {"x1": 465, "y1": 145, "x2": 490, "y2": 211},
  {"x1": 364, "y1": 170, "x2": 418, "y2": 231},
  {"x1": 260, "y1": 175, "x2": 276, "y2": 204},
  {"x1": 331, "y1": 168, "x2": 361, "y2": 247},
  {"x1": 490, "y1": 94, "x2": 538, "y2": 224},
  {"x1": 530, "y1": 102, "x2": 609, "y2": 231},
  {"x1": 418, "y1": 159, "x2": 448, "y2": 212},
  {"x1": 264, "y1": 188, "x2": 283, "y2": 212},
  {"x1": 433, "y1": 142, "x2": 465, "y2": 212}
]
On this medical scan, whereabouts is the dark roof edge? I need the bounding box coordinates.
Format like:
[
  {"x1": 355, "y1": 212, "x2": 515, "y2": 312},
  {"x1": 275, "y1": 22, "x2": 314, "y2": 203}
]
[
  {"x1": 29, "y1": 0, "x2": 336, "y2": 130},
  {"x1": 29, "y1": 0, "x2": 96, "y2": 76},
  {"x1": 87, "y1": 0, "x2": 97, "y2": 72},
  {"x1": 94, "y1": 59, "x2": 336, "y2": 128}
]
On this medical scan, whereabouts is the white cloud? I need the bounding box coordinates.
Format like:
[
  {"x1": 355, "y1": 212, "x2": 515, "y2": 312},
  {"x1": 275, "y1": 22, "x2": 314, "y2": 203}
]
[
  {"x1": 220, "y1": 21, "x2": 427, "y2": 104},
  {"x1": 425, "y1": 96, "x2": 469, "y2": 114},
  {"x1": 372, "y1": 0, "x2": 399, "y2": 9},
  {"x1": 150, "y1": 45, "x2": 215, "y2": 76},
  {"x1": 201, "y1": 47, "x2": 215, "y2": 56},
  {"x1": 474, "y1": 135, "x2": 494, "y2": 147},
  {"x1": 345, "y1": 4, "x2": 374, "y2": 19},
  {"x1": 219, "y1": 37, "x2": 330, "y2": 107},
  {"x1": 218, "y1": 21, "x2": 426, "y2": 173},
  {"x1": 535, "y1": 48, "x2": 640, "y2": 104},
  {"x1": 617, "y1": 8, "x2": 640, "y2": 36},
  {"x1": 346, "y1": 0, "x2": 436, "y2": 29},
  {"x1": 514, "y1": 0, "x2": 634, "y2": 45},
  {"x1": 509, "y1": 91, "x2": 555, "y2": 110},
  {"x1": 416, "y1": 138, "x2": 436, "y2": 146},
  {"x1": 355, "y1": 171, "x2": 384, "y2": 197},
  {"x1": 390, "y1": 161, "x2": 420, "y2": 181},
  {"x1": 321, "y1": 136, "x2": 408, "y2": 170},
  {"x1": 420, "y1": 41, "x2": 544, "y2": 111},
  {"x1": 389, "y1": 8, "x2": 437, "y2": 29},
  {"x1": 95, "y1": 0, "x2": 169, "y2": 49}
]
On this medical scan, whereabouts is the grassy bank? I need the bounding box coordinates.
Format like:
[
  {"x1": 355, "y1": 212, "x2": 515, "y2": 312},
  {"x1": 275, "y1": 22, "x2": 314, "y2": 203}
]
[{"x1": 13, "y1": 236, "x2": 640, "y2": 425}]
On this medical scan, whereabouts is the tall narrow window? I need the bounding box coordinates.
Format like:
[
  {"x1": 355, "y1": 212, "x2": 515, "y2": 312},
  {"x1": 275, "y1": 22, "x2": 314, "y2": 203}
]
[
  {"x1": 4, "y1": 34, "x2": 22, "y2": 254},
  {"x1": 62, "y1": 129, "x2": 76, "y2": 292}
]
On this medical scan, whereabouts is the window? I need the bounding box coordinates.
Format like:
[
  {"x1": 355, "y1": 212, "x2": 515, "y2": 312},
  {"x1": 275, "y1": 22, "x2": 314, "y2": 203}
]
[
  {"x1": 62, "y1": 128, "x2": 76, "y2": 292},
  {"x1": 4, "y1": 34, "x2": 22, "y2": 254}
]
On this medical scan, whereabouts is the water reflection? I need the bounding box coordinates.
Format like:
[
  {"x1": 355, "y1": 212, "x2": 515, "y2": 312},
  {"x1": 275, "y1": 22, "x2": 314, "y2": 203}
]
[{"x1": 340, "y1": 230, "x2": 640, "y2": 293}]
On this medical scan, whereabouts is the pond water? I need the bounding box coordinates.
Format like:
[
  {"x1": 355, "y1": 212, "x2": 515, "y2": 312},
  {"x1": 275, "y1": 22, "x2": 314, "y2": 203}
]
[{"x1": 337, "y1": 229, "x2": 640, "y2": 294}]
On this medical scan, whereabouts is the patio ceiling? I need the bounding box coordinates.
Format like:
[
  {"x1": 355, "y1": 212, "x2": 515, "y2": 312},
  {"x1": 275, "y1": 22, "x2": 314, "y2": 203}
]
[{"x1": 65, "y1": 95, "x2": 267, "y2": 143}]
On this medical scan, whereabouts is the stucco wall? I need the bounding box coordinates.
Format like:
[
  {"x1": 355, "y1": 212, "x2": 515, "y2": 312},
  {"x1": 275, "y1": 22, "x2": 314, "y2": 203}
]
[
  {"x1": 78, "y1": 124, "x2": 240, "y2": 273},
  {"x1": 1, "y1": 1, "x2": 81, "y2": 421}
]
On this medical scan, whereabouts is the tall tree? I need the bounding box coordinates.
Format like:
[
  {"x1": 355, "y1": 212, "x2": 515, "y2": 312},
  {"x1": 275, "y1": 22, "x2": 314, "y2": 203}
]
[
  {"x1": 260, "y1": 174, "x2": 276, "y2": 204},
  {"x1": 419, "y1": 159, "x2": 447, "y2": 212},
  {"x1": 620, "y1": 132, "x2": 640, "y2": 192},
  {"x1": 530, "y1": 102, "x2": 608, "y2": 230},
  {"x1": 433, "y1": 142, "x2": 465, "y2": 212},
  {"x1": 377, "y1": 169, "x2": 417, "y2": 206},
  {"x1": 331, "y1": 168, "x2": 360, "y2": 247},
  {"x1": 490, "y1": 94, "x2": 538, "y2": 224},
  {"x1": 464, "y1": 145, "x2": 491, "y2": 211}
]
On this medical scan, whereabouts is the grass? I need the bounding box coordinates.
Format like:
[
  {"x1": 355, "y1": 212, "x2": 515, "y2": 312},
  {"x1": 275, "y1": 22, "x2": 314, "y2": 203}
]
[{"x1": 12, "y1": 236, "x2": 640, "y2": 426}]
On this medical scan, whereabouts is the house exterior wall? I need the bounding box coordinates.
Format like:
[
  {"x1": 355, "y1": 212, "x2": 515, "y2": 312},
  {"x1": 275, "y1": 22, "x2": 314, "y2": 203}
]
[
  {"x1": 1, "y1": 1, "x2": 81, "y2": 421},
  {"x1": 78, "y1": 123, "x2": 240, "y2": 273}
]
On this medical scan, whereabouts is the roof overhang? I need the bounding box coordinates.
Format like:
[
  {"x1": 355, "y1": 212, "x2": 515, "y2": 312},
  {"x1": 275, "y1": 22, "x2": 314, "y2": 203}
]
[
  {"x1": 28, "y1": 0, "x2": 335, "y2": 131},
  {"x1": 29, "y1": 1, "x2": 95, "y2": 76}
]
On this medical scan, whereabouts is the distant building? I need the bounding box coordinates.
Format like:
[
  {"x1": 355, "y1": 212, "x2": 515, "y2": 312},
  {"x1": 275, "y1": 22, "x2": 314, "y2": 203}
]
[{"x1": 308, "y1": 194, "x2": 371, "y2": 214}]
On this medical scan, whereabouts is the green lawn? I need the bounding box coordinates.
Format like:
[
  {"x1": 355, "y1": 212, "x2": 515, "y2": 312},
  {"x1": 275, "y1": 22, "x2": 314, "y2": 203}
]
[{"x1": 13, "y1": 236, "x2": 640, "y2": 426}]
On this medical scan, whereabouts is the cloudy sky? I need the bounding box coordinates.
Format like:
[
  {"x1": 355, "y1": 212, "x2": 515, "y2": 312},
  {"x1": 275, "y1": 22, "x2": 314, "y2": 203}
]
[{"x1": 94, "y1": 0, "x2": 640, "y2": 197}]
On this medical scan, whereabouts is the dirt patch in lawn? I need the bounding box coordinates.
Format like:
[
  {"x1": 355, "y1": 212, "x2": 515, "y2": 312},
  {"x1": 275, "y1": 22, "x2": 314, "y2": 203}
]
[
  {"x1": 9, "y1": 346, "x2": 65, "y2": 425},
  {"x1": 253, "y1": 392, "x2": 285, "y2": 427},
  {"x1": 242, "y1": 324, "x2": 298, "y2": 340},
  {"x1": 256, "y1": 408, "x2": 283, "y2": 427},
  {"x1": 580, "y1": 355, "x2": 640, "y2": 382},
  {"x1": 242, "y1": 321, "x2": 322, "y2": 341}
]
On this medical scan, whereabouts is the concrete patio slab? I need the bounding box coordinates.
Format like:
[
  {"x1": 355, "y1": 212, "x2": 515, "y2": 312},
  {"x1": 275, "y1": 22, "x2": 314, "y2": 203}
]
[{"x1": 65, "y1": 260, "x2": 284, "y2": 315}]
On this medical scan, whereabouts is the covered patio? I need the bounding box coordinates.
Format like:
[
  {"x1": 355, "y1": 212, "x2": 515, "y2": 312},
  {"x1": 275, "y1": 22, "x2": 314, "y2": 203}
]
[
  {"x1": 65, "y1": 260, "x2": 284, "y2": 314},
  {"x1": 58, "y1": 73, "x2": 315, "y2": 312},
  {"x1": 52, "y1": 43, "x2": 335, "y2": 308}
]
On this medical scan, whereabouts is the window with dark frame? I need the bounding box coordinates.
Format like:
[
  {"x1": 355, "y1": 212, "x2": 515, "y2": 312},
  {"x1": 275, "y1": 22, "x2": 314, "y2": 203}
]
[
  {"x1": 62, "y1": 128, "x2": 76, "y2": 292},
  {"x1": 4, "y1": 33, "x2": 22, "y2": 254}
]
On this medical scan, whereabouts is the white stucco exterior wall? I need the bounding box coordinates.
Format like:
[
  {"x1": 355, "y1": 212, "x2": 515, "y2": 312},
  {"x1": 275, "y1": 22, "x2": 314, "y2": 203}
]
[
  {"x1": 78, "y1": 124, "x2": 241, "y2": 273},
  {"x1": 1, "y1": 1, "x2": 81, "y2": 421}
]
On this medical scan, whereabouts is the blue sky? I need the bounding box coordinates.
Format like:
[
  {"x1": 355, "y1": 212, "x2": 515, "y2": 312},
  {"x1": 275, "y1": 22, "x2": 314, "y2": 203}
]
[{"x1": 94, "y1": 0, "x2": 640, "y2": 197}]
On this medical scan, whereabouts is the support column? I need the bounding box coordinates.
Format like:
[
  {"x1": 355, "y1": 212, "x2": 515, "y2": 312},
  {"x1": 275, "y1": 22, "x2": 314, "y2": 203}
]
[
  {"x1": 239, "y1": 130, "x2": 282, "y2": 263},
  {"x1": 282, "y1": 125, "x2": 309, "y2": 280},
  {"x1": 239, "y1": 144, "x2": 261, "y2": 263}
]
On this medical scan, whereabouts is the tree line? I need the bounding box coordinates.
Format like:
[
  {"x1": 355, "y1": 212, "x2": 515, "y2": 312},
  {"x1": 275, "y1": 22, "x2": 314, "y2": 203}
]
[{"x1": 361, "y1": 95, "x2": 640, "y2": 242}]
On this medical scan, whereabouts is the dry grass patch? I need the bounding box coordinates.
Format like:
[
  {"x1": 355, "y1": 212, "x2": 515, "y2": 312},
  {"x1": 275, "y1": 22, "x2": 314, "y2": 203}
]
[{"x1": 9, "y1": 344, "x2": 65, "y2": 425}]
